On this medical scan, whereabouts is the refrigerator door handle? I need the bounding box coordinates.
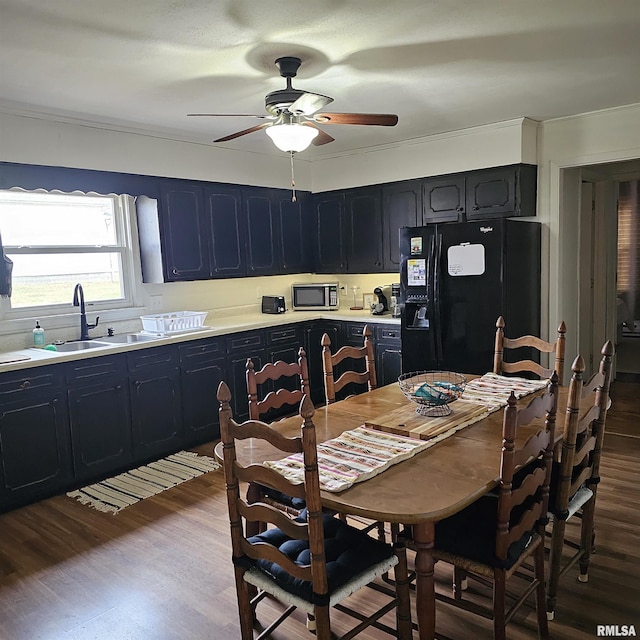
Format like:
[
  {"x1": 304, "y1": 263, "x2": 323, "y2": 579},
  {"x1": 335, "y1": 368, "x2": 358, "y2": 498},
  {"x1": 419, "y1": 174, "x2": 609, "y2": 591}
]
[{"x1": 433, "y1": 233, "x2": 444, "y2": 364}]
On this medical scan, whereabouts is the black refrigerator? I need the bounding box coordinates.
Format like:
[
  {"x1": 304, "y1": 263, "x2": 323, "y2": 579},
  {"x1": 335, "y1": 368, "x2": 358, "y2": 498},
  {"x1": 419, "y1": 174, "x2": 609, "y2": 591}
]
[{"x1": 399, "y1": 218, "x2": 541, "y2": 375}]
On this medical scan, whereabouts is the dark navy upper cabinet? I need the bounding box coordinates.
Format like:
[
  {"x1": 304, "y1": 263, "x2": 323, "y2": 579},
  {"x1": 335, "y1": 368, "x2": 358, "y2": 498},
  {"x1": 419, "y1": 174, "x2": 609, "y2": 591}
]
[
  {"x1": 205, "y1": 185, "x2": 247, "y2": 278},
  {"x1": 277, "y1": 191, "x2": 312, "y2": 273},
  {"x1": 244, "y1": 188, "x2": 278, "y2": 276},
  {"x1": 465, "y1": 164, "x2": 537, "y2": 219},
  {"x1": 345, "y1": 188, "x2": 384, "y2": 273},
  {"x1": 422, "y1": 174, "x2": 465, "y2": 223},
  {"x1": 382, "y1": 181, "x2": 421, "y2": 272},
  {"x1": 158, "y1": 183, "x2": 210, "y2": 281},
  {"x1": 312, "y1": 192, "x2": 347, "y2": 273}
]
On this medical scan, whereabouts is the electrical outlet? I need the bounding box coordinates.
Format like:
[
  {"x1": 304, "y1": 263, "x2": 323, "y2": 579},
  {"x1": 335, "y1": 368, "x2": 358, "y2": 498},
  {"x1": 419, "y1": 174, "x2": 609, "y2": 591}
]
[
  {"x1": 339, "y1": 283, "x2": 348, "y2": 297},
  {"x1": 149, "y1": 294, "x2": 163, "y2": 310}
]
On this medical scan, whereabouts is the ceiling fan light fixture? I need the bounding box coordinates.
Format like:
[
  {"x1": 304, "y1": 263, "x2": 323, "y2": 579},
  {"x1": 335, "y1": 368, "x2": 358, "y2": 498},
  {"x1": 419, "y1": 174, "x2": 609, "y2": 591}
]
[{"x1": 266, "y1": 122, "x2": 318, "y2": 152}]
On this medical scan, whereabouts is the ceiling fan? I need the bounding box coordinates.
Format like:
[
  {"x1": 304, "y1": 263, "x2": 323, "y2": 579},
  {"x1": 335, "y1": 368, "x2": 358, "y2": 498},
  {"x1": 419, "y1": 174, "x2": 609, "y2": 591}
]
[{"x1": 187, "y1": 56, "x2": 398, "y2": 152}]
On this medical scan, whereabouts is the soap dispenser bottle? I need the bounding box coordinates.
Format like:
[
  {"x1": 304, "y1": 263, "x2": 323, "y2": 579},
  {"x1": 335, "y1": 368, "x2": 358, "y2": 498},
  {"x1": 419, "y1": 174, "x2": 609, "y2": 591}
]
[{"x1": 33, "y1": 321, "x2": 45, "y2": 348}]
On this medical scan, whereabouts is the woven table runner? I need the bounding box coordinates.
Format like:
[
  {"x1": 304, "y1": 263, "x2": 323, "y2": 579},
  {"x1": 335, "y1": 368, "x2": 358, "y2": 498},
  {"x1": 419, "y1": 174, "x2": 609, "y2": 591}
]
[
  {"x1": 264, "y1": 426, "x2": 431, "y2": 493},
  {"x1": 461, "y1": 372, "x2": 550, "y2": 410}
]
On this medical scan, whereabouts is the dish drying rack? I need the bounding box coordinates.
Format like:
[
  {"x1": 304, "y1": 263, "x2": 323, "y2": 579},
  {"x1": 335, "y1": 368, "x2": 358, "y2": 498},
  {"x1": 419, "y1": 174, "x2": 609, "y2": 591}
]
[{"x1": 140, "y1": 311, "x2": 208, "y2": 335}]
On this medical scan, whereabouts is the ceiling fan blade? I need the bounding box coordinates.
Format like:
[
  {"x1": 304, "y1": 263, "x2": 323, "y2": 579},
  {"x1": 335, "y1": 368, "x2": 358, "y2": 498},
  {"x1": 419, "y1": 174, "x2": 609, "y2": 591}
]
[
  {"x1": 301, "y1": 122, "x2": 335, "y2": 146},
  {"x1": 213, "y1": 122, "x2": 271, "y2": 143},
  {"x1": 313, "y1": 113, "x2": 398, "y2": 126},
  {"x1": 288, "y1": 92, "x2": 334, "y2": 116},
  {"x1": 188, "y1": 113, "x2": 274, "y2": 119}
]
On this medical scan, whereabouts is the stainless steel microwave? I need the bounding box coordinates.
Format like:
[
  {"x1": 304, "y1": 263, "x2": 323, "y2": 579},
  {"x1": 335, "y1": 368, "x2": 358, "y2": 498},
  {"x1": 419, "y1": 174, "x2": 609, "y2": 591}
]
[{"x1": 291, "y1": 282, "x2": 340, "y2": 311}]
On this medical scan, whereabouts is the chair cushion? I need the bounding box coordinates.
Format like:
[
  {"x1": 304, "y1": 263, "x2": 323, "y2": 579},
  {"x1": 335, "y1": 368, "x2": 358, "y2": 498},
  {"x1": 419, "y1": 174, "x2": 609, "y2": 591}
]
[
  {"x1": 434, "y1": 493, "x2": 534, "y2": 569},
  {"x1": 247, "y1": 510, "x2": 394, "y2": 602}
]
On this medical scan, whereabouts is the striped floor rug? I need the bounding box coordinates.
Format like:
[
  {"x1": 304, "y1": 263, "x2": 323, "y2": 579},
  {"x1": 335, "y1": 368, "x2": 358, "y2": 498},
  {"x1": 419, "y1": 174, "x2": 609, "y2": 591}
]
[{"x1": 66, "y1": 451, "x2": 220, "y2": 514}]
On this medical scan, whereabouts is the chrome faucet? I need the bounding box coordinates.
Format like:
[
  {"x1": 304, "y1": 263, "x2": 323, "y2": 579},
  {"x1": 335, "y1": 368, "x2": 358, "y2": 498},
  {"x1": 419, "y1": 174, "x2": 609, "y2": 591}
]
[{"x1": 72, "y1": 283, "x2": 99, "y2": 340}]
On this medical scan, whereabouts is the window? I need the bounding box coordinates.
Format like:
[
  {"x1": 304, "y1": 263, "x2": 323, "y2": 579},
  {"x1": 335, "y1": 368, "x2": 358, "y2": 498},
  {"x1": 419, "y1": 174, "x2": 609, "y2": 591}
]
[{"x1": 0, "y1": 189, "x2": 140, "y2": 319}]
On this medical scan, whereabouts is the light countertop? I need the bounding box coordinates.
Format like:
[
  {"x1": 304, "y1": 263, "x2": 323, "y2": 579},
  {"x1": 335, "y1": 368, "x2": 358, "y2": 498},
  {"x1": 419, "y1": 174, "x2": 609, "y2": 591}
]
[{"x1": 0, "y1": 309, "x2": 400, "y2": 373}]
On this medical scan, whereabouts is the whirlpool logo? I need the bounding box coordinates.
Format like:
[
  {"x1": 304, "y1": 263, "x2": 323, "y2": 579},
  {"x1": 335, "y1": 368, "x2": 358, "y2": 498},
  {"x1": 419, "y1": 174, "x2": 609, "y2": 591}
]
[{"x1": 597, "y1": 625, "x2": 637, "y2": 637}]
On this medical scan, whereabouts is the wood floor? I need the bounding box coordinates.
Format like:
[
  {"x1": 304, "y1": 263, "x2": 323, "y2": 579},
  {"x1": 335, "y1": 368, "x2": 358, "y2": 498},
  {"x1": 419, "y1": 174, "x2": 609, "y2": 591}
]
[{"x1": 1, "y1": 381, "x2": 638, "y2": 640}]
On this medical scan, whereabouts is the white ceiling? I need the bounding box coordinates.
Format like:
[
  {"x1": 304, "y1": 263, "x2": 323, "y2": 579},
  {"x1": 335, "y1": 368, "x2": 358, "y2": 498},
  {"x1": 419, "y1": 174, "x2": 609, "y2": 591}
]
[{"x1": 1, "y1": 0, "x2": 640, "y2": 158}]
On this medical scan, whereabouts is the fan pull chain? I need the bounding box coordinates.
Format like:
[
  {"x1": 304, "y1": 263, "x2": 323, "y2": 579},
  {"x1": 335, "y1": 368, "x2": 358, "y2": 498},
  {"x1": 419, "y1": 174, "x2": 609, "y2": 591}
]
[{"x1": 290, "y1": 151, "x2": 297, "y2": 202}]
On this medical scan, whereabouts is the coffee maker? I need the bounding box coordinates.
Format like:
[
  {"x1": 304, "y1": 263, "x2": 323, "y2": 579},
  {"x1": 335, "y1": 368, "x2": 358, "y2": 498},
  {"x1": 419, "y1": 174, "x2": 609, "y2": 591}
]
[{"x1": 372, "y1": 285, "x2": 392, "y2": 315}]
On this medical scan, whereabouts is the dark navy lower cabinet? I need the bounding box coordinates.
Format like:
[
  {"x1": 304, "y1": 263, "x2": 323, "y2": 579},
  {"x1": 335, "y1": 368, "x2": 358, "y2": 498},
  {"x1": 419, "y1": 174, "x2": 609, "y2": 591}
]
[
  {"x1": 374, "y1": 325, "x2": 402, "y2": 386},
  {"x1": 66, "y1": 355, "x2": 133, "y2": 483},
  {"x1": 0, "y1": 365, "x2": 72, "y2": 512},
  {"x1": 128, "y1": 346, "x2": 184, "y2": 461},
  {"x1": 179, "y1": 338, "x2": 226, "y2": 445}
]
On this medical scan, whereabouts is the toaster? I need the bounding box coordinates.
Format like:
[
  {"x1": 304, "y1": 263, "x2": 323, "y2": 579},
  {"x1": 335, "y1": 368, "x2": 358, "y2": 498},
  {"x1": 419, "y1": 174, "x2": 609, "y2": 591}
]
[{"x1": 262, "y1": 295, "x2": 286, "y2": 314}]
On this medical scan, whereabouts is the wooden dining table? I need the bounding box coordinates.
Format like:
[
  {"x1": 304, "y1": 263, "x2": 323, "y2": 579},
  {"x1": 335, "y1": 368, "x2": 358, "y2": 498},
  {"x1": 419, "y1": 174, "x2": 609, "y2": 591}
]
[{"x1": 216, "y1": 381, "x2": 566, "y2": 640}]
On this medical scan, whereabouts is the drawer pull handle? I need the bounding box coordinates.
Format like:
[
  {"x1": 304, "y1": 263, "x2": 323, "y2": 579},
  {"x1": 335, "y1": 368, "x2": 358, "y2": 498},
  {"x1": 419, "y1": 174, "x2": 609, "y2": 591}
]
[{"x1": 20, "y1": 380, "x2": 31, "y2": 390}]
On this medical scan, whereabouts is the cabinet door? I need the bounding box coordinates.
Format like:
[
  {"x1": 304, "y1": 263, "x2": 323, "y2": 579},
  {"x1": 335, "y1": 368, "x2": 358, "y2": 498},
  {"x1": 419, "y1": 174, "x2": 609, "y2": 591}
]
[
  {"x1": 382, "y1": 181, "x2": 420, "y2": 271},
  {"x1": 465, "y1": 167, "x2": 517, "y2": 219},
  {"x1": 345, "y1": 188, "x2": 384, "y2": 273},
  {"x1": 0, "y1": 386, "x2": 71, "y2": 510},
  {"x1": 67, "y1": 355, "x2": 132, "y2": 483},
  {"x1": 244, "y1": 188, "x2": 278, "y2": 275},
  {"x1": 68, "y1": 376, "x2": 132, "y2": 482},
  {"x1": 179, "y1": 339, "x2": 226, "y2": 445},
  {"x1": 205, "y1": 186, "x2": 247, "y2": 277},
  {"x1": 158, "y1": 183, "x2": 210, "y2": 281},
  {"x1": 276, "y1": 191, "x2": 312, "y2": 273},
  {"x1": 374, "y1": 325, "x2": 402, "y2": 386},
  {"x1": 422, "y1": 175, "x2": 465, "y2": 223},
  {"x1": 313, "y1": 192, "x2": 346, "y2": 273},
  {"x1": 128, "y1": 347, "x2": 183, "y2": 460}
]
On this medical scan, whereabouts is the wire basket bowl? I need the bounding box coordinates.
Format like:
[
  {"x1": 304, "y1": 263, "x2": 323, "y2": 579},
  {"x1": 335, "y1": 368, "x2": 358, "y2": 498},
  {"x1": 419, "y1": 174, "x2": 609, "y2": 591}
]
[{"x1": 398, "y1": 371, "x2": 467, "y2": 417}]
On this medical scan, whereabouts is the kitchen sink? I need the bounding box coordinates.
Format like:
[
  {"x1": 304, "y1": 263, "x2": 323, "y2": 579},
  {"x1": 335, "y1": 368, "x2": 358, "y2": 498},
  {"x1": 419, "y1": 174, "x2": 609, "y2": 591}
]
[
  {"x1": 52, "y1": 340, "x2": 110, "y2": 352},
  {"x1": 95, "y1": 333, "x2": 161, "y2": 344}
]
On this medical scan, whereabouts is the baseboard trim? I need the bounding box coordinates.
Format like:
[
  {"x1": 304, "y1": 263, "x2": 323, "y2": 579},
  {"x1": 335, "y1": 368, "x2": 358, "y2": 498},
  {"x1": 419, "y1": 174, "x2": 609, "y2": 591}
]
[{"x1": 615, "y1": 372, "x2": 640, "y2": 383}]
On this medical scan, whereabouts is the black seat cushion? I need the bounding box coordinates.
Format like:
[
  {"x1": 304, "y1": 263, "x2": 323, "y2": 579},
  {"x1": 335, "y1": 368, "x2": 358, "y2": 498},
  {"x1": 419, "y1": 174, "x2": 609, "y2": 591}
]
[
  {"x1": 247, "y1": 510, "x2": 394, "y2": 602},
  {"x1": 434, "y1": 493, "x2": 535, "y2": 569}
]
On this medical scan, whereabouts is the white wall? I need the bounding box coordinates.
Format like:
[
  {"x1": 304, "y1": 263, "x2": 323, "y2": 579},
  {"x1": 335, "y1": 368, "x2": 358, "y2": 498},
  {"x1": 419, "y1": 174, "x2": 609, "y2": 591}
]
[
  {"x1": 0, "y1": 112, "x2": 312, "y2": 190},
  {"x1": 538, "y1": 103, "x2": 640, "y2": 371},
  {"x1": 310, "y1": 118, "x2": 538, "y2": 192}
]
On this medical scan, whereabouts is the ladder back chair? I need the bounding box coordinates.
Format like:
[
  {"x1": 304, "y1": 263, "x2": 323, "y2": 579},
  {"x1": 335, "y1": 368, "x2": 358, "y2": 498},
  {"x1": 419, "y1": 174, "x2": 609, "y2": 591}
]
[
  {"x1": 321, "y1": 324, "x2": 385, "y2": 537},
  {"x1": 546, "y1": 341, "x2": 614, "y2": 621},
  {"x1": 247, "y1": 346, "x2": 310, "y2": 421},
  {"x1": 494, "y1": 316, "x2": 567, "y2": 385},
  {"x1": 322, "y1": 324, "x2": 377, "y2": 404},
  {"x1": 431, "y1": 373, "x2": 559, "y2": 640},
  {"x1": 217, "y1": 382, "x2": 413, "y2": 640},
  {"x1": 246, "y1": 347, "x2": 310, "y2": 519}
]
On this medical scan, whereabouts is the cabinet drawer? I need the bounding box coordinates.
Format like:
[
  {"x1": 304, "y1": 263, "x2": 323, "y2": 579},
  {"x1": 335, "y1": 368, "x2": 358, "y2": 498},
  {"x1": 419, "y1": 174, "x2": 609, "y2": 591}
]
[
  {"x1": 226, "y1": 331, "x2": 265, "y2": 353},
  {"x1": 127, "y1": 345, "x2": 179, "y2": 371},
  {"x1": 265, "y1": 325, "x2": 303, "y2": 346},
  {"x1": 344, "y1": 322, "x2": 368, "y2": 343},
  {"x1": 65, "y1": 354, "x2": 127, "y2": 385},
  {"x1": 376, "y1": 325, "x2": 401, "y2": 343},
  {"x1": 179, "y1": 338, "x2": 225, "y2": 364},
  {"x1": 0, "y1": 365, "x2": 63, "y2": 396}
]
